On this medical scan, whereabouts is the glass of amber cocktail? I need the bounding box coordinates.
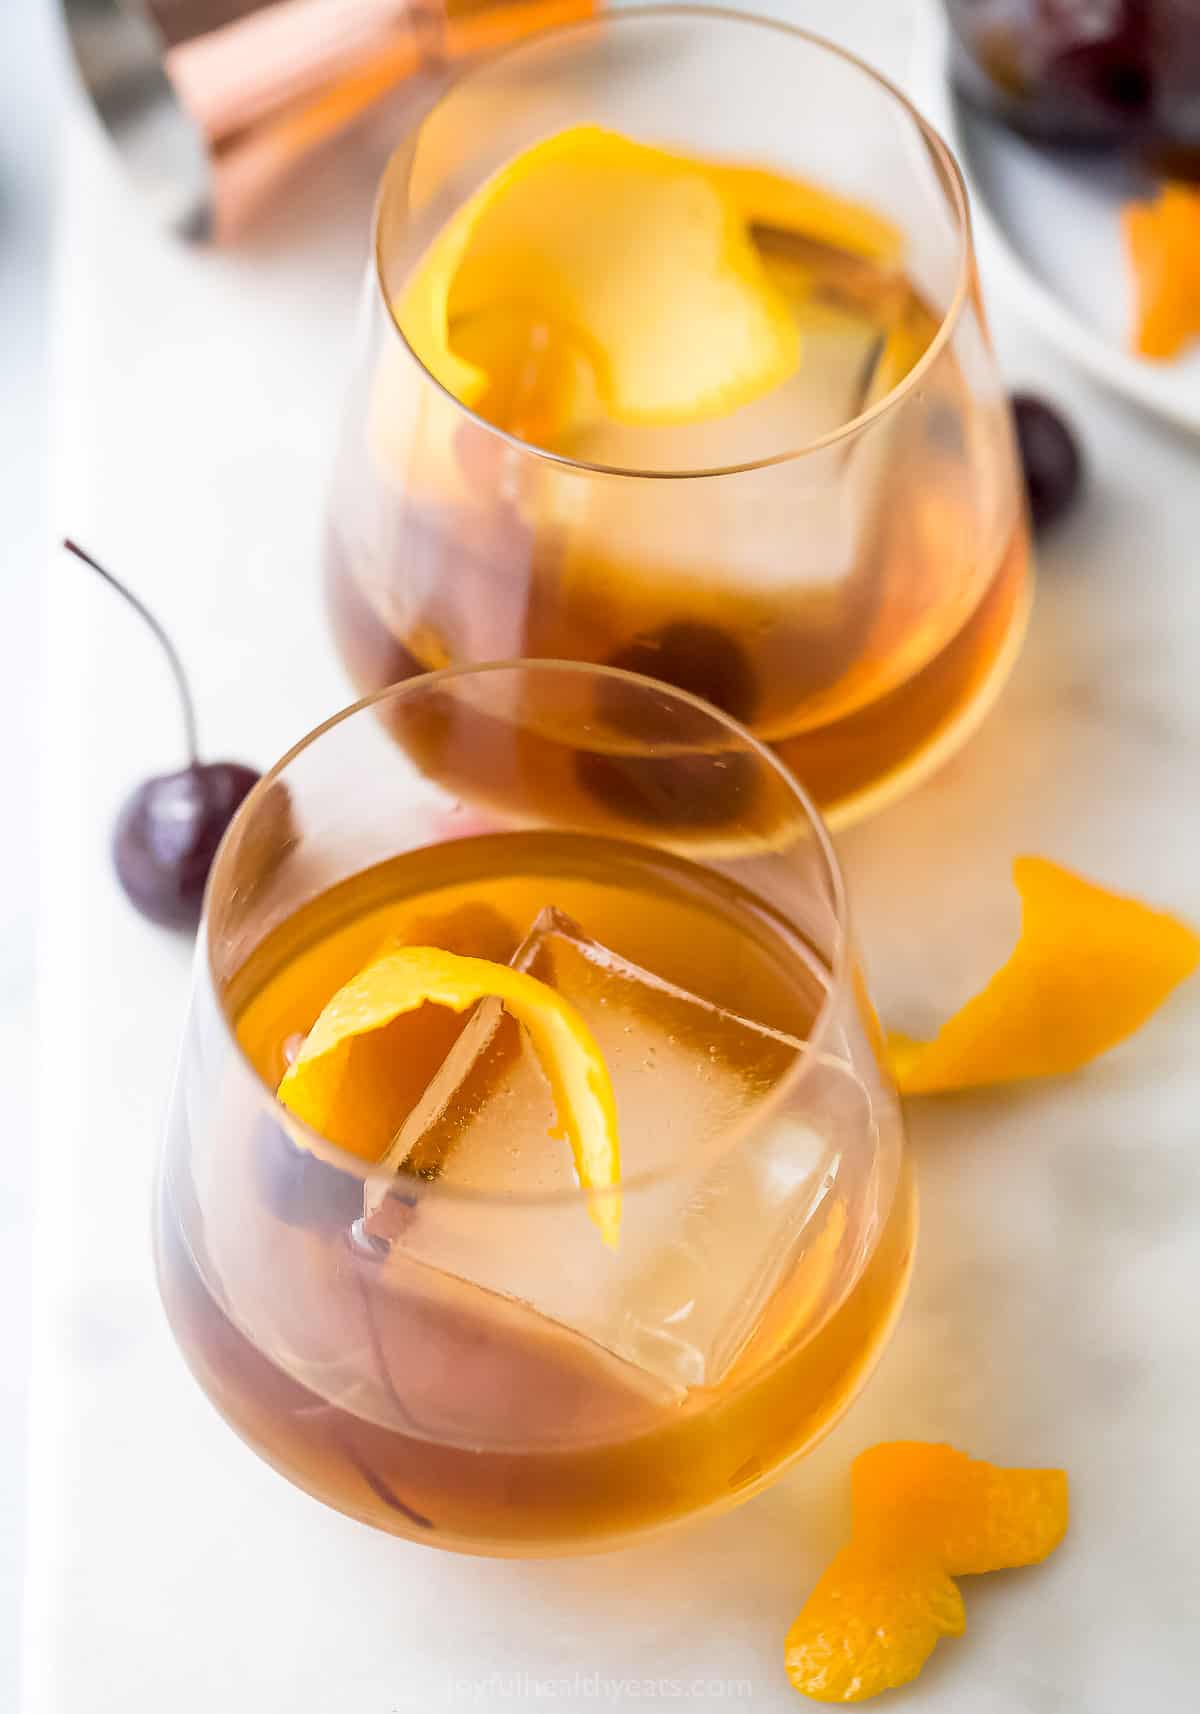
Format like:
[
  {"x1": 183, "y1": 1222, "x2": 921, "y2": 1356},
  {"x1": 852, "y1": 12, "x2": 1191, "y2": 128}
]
[
  {"x1": 326, "y1": 7, "x2": 1031, "y2": 828},
  {"x1": 158, "y1": 661, "x2": 913, "y2": 1555}
]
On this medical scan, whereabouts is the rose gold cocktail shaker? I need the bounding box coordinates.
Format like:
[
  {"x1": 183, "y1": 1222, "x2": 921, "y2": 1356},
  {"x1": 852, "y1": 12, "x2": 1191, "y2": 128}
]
[{"x1": 63, "y1": 0, "x2": 596, "y2": 239}]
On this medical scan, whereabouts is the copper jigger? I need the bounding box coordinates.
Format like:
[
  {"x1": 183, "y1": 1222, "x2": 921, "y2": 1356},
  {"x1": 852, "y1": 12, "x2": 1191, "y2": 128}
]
[{"x1": 63, "y1": 0, "x2": 597, "y2": 240}]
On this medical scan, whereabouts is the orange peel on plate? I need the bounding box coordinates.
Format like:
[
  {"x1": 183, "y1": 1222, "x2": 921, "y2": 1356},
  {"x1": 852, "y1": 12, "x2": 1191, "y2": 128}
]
[
  {"x1": 278, "y1": 946, "x2": 621, "y2": 1245},
  {"x1": 888, "y1": 857, "x2": 1200, "y2": 1096},
  {"x1": 785, "y1": 1443, "x2": 1068, "y2": 1703},
  {"x1": 1123, "y1": 182, "x2": 1200, "y2": 361}
]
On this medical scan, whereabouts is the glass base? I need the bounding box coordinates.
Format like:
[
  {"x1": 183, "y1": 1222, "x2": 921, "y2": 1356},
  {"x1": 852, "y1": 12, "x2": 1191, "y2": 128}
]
[{"x1": 156, "y1": 1164, "x2": 917, "y2": 1558}]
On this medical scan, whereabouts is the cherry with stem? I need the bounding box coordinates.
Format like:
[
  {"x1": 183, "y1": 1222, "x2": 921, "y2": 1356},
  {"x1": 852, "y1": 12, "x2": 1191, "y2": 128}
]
[{"x1": 66, "y1": 538, "x2": 262, "y2": 929}]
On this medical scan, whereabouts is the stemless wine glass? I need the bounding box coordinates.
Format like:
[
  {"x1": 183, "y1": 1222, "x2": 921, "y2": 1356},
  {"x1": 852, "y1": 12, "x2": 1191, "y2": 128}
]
[
  {"x1": 324, "y1": 6, "x2": 1032, "y2": 829},
  {"x1": 157, "y1": 660, "x2": 913, "y2": 1556}
]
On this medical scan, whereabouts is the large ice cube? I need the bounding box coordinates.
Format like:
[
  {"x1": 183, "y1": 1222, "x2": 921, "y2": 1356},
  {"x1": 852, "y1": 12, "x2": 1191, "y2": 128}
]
[{"x1": 363, "y1": 908, "x2": 875, "y2": 1391}]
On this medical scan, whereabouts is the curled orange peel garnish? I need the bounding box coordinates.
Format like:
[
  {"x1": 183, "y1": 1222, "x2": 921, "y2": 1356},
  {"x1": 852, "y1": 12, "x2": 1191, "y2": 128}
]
[
  {"x1": 704, "y1": 159, "x2": 903, "y2": 265},
  {"x1": 785, "y1": 1443, "x2": 1068, "y2": 1703},
  {"x1": 398, "y1": 125, "x2": 801, "y2": 431},
  {"x1": 277, "y1": 946, "x2": 621, "y2": 1246},
  {"x1": 888, "y1": 857, "x2": 1200, "y2": 1096}
]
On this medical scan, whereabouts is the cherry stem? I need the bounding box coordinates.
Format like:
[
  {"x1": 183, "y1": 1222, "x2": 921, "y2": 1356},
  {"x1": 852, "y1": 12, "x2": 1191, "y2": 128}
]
[{"x1": 64, "y1": 538, "x2": 200, "y2": 767}]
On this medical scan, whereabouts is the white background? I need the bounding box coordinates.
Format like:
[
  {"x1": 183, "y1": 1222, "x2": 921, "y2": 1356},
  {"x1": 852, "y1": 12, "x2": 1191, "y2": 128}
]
[
  {"x1": 16, "y1": 0, "x2": 1200, "y2": 1709},
  {"x1": 2, "y1": 1, "x2": 56, "y2": 1707}
]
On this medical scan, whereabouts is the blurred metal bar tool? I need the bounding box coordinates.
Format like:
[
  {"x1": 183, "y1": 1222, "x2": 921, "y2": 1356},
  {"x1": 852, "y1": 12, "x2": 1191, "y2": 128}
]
[{"x1": 62, "y1": 0, "x2": 596, "y2": 240}]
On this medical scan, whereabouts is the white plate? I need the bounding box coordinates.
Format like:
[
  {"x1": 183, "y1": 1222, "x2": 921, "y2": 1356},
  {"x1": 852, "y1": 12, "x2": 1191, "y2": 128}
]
[{"x1": 912, "y1": 0, "x2": 1200, "y2": 434}]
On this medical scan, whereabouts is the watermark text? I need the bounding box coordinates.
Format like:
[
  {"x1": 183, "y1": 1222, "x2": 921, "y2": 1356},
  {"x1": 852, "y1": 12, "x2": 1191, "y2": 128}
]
[{"x1": 443, "y1": 1670, "x2": 753, "y2": 1703}]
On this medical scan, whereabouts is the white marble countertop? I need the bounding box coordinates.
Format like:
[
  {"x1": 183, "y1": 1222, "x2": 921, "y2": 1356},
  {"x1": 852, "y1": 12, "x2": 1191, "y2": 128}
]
[
  {"x1": 29, "y1": 2, "x2": 1200, "y2": 1709},
  {"x1": 3, "y1": 2, "x2": 57, "y2": 1709}
]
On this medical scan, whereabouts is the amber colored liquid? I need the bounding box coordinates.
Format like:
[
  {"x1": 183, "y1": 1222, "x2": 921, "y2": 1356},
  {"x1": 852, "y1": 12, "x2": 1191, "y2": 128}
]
[
  {"x1": 158, "y1": 835, "x2": 914, "y2": 1554},
  {"x1": 326, "y1": 226, "x2": 1032, "y2": 825}
]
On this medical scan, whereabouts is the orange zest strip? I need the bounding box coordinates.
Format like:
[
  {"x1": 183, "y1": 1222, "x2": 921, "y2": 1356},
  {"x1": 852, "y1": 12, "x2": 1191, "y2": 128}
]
[
  {"x1": 888, "y1": 857, "x2": 1200, "y2": 1096},
  {"x1": 399, "y1": 125, "x2": 800, "y2": 432},
  {"x1": 785, "y1": 1443, "x2": 1068, "y2": 1703},
  {"x1": 278, "y1": 947, "x2": 622, "y2": 1246},
  {"x1": 1122, "y1": 182, "x2": 1200, "y2": 361}
]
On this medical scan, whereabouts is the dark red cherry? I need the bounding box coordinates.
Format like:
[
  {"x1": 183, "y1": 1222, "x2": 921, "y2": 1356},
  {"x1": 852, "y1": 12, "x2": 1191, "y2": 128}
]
[
  {"x1": 1047, "y1": 22, "x2": 1153, "y2": 126},
  {"x1": 605, "y1": 621, "x2": 758, "y2": 725},
  {"x1": 66, "y1": 539, "x2": 262, "y2": 931},
  {"x1": 575, "y1": 746, "x2": 757, "y2": 830},
  {"x1": 113, "y1": 762, "x2": 259, "y2": 929},
  {"x1": 585, "y1": 621, "x2": 759, "y2": 827},
  {"x1": 1011, "y1": 395, "x2": 1083, "y2": 533},
  {"x1": 947, "y1": 0, "x2": 1155, "y2": 145},
  {"x1": 252, "y1": 1116, "x2": 364, "y2": 1232}
]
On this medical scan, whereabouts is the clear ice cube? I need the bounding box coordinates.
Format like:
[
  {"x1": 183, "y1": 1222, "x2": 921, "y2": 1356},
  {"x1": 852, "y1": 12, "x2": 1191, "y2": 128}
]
[{"x1": 363, "y1": 908, "x2": 875, "y2": 1392}]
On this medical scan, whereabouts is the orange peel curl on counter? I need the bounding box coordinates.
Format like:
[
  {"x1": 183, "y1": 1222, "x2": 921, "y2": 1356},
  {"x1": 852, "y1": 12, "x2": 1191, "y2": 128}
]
[
  {"x1": 785, "y1": 1443, "x2": 1068, "y2": 1703},
  {"x1": 887, "y1": 857, "x2": 1200, "y2": 1097}
]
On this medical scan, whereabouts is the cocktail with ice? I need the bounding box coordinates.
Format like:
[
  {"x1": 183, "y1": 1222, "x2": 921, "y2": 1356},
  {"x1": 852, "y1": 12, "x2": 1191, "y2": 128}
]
[
  {"x1": 157, "y1": 662, "x2": 912, "y2": 1553},
  {"x1": 326, "y1": 8, "x2": 1031, "y2": 826}
]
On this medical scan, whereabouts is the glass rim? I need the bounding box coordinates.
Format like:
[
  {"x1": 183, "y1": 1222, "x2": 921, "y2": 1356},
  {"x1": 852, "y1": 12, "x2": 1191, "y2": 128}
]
[
  {"x1": 203, "y1": 657, "x2": 861, "y2": 1207},
  {"x1": 372, "y1": 2, "x2": 974, "y2": 483}
]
